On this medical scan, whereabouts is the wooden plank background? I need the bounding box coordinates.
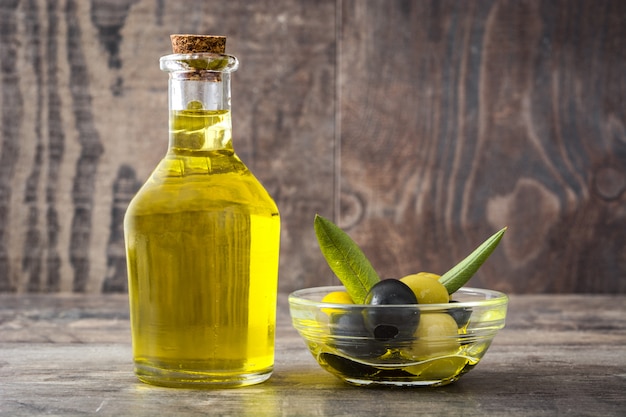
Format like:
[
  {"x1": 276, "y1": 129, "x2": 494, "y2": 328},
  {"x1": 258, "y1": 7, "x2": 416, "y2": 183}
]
[{"x1": 0, "y1": 0, "x2": 624, "y2": 294}]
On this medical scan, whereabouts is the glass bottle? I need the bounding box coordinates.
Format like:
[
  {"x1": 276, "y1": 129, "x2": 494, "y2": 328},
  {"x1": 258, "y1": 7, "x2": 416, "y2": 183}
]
[{"x1": 124, "y1": 36, "x2": 281, "y2": 388}]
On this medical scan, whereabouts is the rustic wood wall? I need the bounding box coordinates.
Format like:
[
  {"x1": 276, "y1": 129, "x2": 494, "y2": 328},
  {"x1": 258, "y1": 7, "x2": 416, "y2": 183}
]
[{"x1": 0, "y1": 0, "x2": 624, "y2": 294}]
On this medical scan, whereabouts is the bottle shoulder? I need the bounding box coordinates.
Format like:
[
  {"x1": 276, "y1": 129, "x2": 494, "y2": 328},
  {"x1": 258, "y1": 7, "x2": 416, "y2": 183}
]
[
  {"x1": 127, "y1": 152, "x2": 279, "y2": 216},
  {"x1": 156, "y1": 149, "x2": 246, "y2": 176}
]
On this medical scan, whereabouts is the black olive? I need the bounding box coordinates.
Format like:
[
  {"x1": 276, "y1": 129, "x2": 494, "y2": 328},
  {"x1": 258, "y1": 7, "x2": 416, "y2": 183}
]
[
  {"x1": 320, "y1": 353, "x2": 380, "y2": 378},
  {"x1": 447, "y1": 300, "x2": 472, "y2": 328},
  {"x1": 328, "y1": 309, "x2": 388, "y2": 358},
  {"x1": 363, "y1": 279, "x2": 420, "y2": 342},
  {"x1": 320, "y1": 353, "x2": 415, "y2": 380}
]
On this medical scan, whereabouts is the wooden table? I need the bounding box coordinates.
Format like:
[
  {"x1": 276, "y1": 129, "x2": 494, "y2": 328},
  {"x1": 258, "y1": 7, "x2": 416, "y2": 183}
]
[{"x1": 1, "y1": 293, "x2": 624, "y2": 416}]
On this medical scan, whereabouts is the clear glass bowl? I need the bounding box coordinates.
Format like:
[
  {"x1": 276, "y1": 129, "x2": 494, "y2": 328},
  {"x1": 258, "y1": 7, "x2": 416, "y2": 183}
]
[{"x1": 289, "y1": 285, "x2": 508, "y2": 387}]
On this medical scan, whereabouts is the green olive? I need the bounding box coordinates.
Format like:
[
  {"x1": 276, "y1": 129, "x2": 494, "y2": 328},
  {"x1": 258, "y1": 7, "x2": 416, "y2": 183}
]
[
  {"x1": 406, "y1": 313, "x2": 460, "y2": 360},
  {"x1": 400, "y1": 273, "x2": 449, "y2": 304},
  {"x1": 405, "y1": 356, "x2": 468, "y2": 379},
  {"x1": 321, "y1": 291, "x2": 354, "y2": 315}
]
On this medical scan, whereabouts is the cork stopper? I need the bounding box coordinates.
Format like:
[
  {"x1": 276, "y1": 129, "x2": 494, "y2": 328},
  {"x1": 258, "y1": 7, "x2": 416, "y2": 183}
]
[{"x1": 170, "y1": 34, "x2": 226, "y2": 54}]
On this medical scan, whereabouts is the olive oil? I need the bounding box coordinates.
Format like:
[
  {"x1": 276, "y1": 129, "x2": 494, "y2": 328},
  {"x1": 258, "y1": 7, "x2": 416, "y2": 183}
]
[{"x1": 125, "y1": 48, "x2": 280, "y2": 387}]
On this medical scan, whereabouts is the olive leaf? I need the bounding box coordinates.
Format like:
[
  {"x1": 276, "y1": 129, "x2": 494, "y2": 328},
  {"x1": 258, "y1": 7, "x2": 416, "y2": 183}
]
[
  {"x1": 438, "y1": 227, "x2": 507, "y2": 294},
  {"x1": 314, "y1": 214, "x2": 380, "y2": 303}
]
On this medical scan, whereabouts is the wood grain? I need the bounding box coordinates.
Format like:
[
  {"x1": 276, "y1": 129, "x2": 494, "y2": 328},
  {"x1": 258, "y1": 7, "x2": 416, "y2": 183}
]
[
  {"x1": 0, "y1": 0, "x2": 336, "y2": 293},
  {"x1": 338, "y1": 0, "x2": 626, "y2": 293},
  {"x1": 0, "y1": 0, "x2": 624, "y2": 294},
  {"x1": 0, "y1": 294, "x2": 625, "y2": 416}
]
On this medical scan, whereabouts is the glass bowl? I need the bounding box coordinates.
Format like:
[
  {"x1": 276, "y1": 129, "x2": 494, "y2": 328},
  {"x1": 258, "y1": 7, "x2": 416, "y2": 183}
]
[{"x1": 288, "y1": 285, "x2": 508, "y2": 387}]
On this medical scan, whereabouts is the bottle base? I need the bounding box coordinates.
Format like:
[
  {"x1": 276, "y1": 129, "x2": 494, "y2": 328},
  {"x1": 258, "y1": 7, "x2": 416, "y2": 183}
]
[{"x1": 134, "y1": 363, "x2": 273, "y2": 389}]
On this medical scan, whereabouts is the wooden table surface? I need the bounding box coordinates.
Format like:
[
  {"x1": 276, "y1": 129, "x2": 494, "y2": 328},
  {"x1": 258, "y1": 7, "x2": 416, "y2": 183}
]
[{"x1": 1, "y1": 293, "x2": 625, "y2": 417}]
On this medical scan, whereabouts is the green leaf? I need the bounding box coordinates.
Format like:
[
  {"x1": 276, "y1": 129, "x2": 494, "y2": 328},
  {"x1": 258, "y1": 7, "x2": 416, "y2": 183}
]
[
  {"x1": 314, "y1": 214, "x2": 380, "y2": 303},
  {"x1": 439, "y1": 227, "x2": 507, "y2": 294}
]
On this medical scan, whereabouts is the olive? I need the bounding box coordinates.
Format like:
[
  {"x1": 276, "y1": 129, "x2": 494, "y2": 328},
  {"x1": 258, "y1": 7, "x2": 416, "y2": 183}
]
[
  {"x1": 321, "y1": 291, "x2": 354, "y2": 315},
  {"x1": 406, "y1": 313, "x2": 460, "y2": 360},
  {"x1": 328, "y1": 309, "x2": 388, "y2": 358},
  {"x1": 400, "y1": 272, "x2": 449, "y2": 304},
  {"x1": 320, "y1": 353, "x2": 415, "y2": 379},
  {"x1": 363, "y1": 279, "x2": 420, "y2": 341},
  {"x1": 447, "y1": 300, "x2": 472, "y2": 328},
  {"x1": 319, "y1": 353, "x2": 379, "y2": 378}
]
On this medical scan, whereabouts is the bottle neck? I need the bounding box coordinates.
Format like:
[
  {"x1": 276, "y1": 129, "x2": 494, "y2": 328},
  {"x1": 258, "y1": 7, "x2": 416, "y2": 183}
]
[
  {"x1": 168, "y1": 71, "x2": 232, "y2": 112},
  {"x1": 167, "y1": 74, "x2": 233, "y2": 153},
  {"x1": 160, "y1": 53, "x2": 239, "y2": 153}
]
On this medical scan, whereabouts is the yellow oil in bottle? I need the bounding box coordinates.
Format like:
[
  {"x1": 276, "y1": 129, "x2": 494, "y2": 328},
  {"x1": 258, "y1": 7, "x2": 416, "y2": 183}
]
[{"x1": 124, "y1": 109, "x2": 280, "y2": 387}]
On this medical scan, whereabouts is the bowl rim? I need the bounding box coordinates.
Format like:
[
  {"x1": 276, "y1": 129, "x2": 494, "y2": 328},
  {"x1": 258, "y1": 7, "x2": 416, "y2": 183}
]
[{"x1": 288, "y1": 285, "x2": 508, "y2": 310}]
